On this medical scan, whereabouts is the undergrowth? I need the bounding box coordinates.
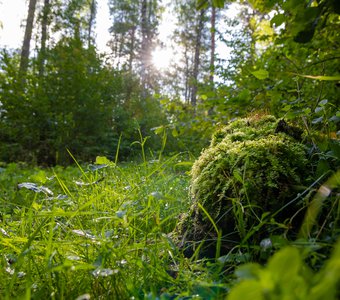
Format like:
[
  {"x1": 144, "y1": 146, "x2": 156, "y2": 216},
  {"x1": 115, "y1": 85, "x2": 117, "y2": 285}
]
[
  {"x1": 0, "y1": 138, "x2": 339, "y2": 299},
  {"x1": 0, "y1": 155, "x2": 197, "y2": 299}
]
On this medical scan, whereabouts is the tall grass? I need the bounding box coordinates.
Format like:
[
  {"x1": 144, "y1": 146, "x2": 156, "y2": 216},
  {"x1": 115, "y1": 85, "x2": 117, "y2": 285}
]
[
  {"x1": 0, "y1": 155, "x2": 200, "y2": 299},
  {"x1": 0, "y1": 153, "x2": 339, "y2": 299}
]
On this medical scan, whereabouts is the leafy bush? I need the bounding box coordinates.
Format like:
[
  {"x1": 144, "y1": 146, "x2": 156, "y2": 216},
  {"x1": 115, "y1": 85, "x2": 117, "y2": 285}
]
[
  {"x1": 228, "y1": 241, "x2": 340, "y2": 300},
  {"x1": 0, "y1": 41, "x2": 169, "y2": 165}
]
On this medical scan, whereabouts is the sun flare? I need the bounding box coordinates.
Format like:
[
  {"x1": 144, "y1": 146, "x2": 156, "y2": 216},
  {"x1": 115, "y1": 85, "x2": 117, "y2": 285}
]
[{"x1": 152, "y1": 47, "x2": 174, "y2": 70}]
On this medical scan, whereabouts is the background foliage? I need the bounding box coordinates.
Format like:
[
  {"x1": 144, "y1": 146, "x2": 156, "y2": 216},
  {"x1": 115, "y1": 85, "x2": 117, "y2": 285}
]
[{"x1": 1, "y1": 0, "x2": 339, "y2": 165}]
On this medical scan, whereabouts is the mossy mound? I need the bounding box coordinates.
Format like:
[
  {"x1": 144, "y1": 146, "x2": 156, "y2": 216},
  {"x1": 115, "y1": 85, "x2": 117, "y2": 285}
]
[{"x1": 174, "y1": 115, "x2": 311, "y2": 257}]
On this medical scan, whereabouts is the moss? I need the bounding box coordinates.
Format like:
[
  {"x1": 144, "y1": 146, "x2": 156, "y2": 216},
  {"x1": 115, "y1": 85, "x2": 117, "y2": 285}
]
[{"x1": 174, "y1": 115, "x2": 312, "y2": 257}]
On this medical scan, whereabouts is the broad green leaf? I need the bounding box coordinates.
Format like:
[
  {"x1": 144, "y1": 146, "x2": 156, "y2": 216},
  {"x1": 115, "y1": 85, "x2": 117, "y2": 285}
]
[
  {"x1": 251, "y1": 69, "x2": 269, "y2": 80},
  {"x1": 314, "y1": 107, "x2": 323, "y2": 113},
  {"x1": 172, "y1": 128, "x2": 179, "y2": 137},
  {"x1": 228, "y1": 280, "x2": 264, "y2": 300},
  {"x1": 282, "y1": 104, "x2": 291, "y2": 112},
  {"x1": 151, "y1": 126, "x2": 165, "y2": 135},
  {"x1": 270, "y1": 14, "x2": 285, "y2": 27},
  {"x1": 267, "y1": 247, "x2": 301, "y2": 282},
  {"x1": 32, "y1": 202, "x2": 42, "y2": 211},
  {"x1": 255, "y1": 19, "x2": 275, "y2": 44},
  {"x1": 318, "y1": 99, "x2": 328, "y2": 106},
  {"x1": 235, "y1": 263, "x2": 262, "y2": 280},
  {"x1": 212, "y1": 0, "x2": 225, "y2": 8},
  {"x1": 30, "y1": 170, "x2": 47, "y2": 184},
  {"x1": 303, "y1": 108, "x2": 312, "y2": 114},
  {"x1": 95, "y1": 156, "x2": 112, "y2": 165},
  {"x1": 196, "y1": 0, "x2": 208, "y2": 9},
  {"x1": 312, "y1": 116, "x2": 323, "y2": 124},
  {"x1": 316, "y1": 159, "x2": 330, "y2": 178},
  {"x1": 311, "y1": 240, "x2": 340, "y2": 299}
]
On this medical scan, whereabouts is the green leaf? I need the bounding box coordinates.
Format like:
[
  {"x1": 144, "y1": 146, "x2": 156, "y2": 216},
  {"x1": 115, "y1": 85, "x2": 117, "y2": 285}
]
[
  {"x1": 318, "y1": 99, "x2": 328, "y2": 106},
  {"x1": 312, "y1": 116, "x2": 323, "y2": 124},
  {"x1": 196, "y1": 0, "x2": 208, "y2": 9},
  {"x1": 95, "y1": 156, "x2": 113, "y2": 165},
  {"x1": 267, "y1": 247, "x2": 301, "y2": 282},
  {"x1": 172, "y1": 128, "x2": 179, "y2": 137},
  {"x1": 175, "y1": 161, "x2": 193, "y2": 167},
  {"x1": 235, "y1": 263, "x2": 262, "y2": 280},
  {"x1": 294, "y1": 27, "x2": 316, "y2": 43},
  {"x1": 303, "y1": 108, "x2": 312, "y2": 114},
  {"x1": 201, "y1": 94, "x2": 208, "y2": 100},
  {"x1": 228, "y1": 280, "x2": 264, "y2": 300},
  {"x1": 316, "y1": 159, "x2": 330, "y2": 178},
  {"x1": 238, "y1": 89, "x2": 251, "y2": 102},
  {"x1": 32, "y1": 202, "x2": 42, "y2": 211},
  {"x1": 270, "y1": 14, "x2": 286, "y2": 27},
  {"x1": 282, "y1": 104, "x2": 291, "y2": 112},
  {"x1": 151, "y1": 126, "x2": 165, "y2": 135},
  {"x1": 30, "y1": 170, "x2": 47, "y2": 184},
  {"x1": 212, "y1": 0, "x2": 225, "y2": 8},
  {"x1": 251, "y1": 69, "x2": 269, "y2": 80},
  {"x1": 314, "y1": 107, "x2": 323, "y2": 113},
  {"x1": 197, "y1": 0, "x2": 225, "y2": 9},
  {"x1": 293, "y1": 74, "x2": 340, "y2": 81},
  {"x1": 233, "y1": 170, "x2": 243, "y2": 183}
]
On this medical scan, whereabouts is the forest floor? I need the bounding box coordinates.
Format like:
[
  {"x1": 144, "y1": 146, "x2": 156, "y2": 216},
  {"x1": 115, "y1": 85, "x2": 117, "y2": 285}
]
[{"x1": 0, "y1": 155, "x2": 339, "y2": 299}]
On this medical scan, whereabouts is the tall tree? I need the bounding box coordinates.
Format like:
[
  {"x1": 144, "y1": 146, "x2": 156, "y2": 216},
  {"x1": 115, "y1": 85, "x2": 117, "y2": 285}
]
[
  {"x1": 209, "y1": 6, "x2": 216, "y2": 84},
  {"x1": 108, "y1": 0, "x2": 160, "y2": 94},
  {"x1": 140, "y1": 0, "x2": 149, "y2": 94},
  {"x1": 108, "y1": 0, "x2": 140, "y2": 70},
  {"x1": 170, "y1": 0, "x2": 210, "y2": 103},
  {"x1": 190, "y1": 8, "x2": 206, "y2": 106},
  {"x1": 38, "y1": 0, "x2": 50, "y2": 77},
  {"x1": 87, "y1": 0, "x2": 97, "y2": 48},
  {"x1": 20, "y1": 0, "x2": 38, "y2": 77},
  {"x1": 139, "y1": 0, "x2": 159, "y2": 96}
]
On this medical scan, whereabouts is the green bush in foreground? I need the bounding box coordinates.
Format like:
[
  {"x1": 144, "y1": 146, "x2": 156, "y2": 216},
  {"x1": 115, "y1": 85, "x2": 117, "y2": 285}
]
[
  {"x1": 229, "y1": 240, "x2": 340, "y2": 300},
  {"x1": 174, "y1": 115, "x2": 313, "y2": 257}
]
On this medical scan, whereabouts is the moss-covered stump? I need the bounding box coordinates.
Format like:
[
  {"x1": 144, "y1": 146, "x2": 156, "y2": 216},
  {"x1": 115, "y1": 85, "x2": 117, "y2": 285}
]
[{"x1": 174, "y1": 115, "x2": 312, "y2": 257}]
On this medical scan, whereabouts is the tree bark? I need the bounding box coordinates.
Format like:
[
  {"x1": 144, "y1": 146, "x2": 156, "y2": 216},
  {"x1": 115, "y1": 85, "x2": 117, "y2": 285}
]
[
  {"x1": 88, "y1": 0, "x2": 97, "y2": 48},
  {"x1": 128, "y1": 26, "x2": 136, "y2": 72},
  {"x1": 190, "y1": 9, "x2": 205, "y2": 106},
  {"x1": 39, "y1": 0, "x2": 50, "y2": 77},
  {"x1": 140, "y1": 0, "x2": 149, "y2": 96},
  {"x1": 210, "y1": 6, "x2": 216, "y2": 84},
  {"x1": 20, "y1": 0, "x2": 38, "y2": 77}
]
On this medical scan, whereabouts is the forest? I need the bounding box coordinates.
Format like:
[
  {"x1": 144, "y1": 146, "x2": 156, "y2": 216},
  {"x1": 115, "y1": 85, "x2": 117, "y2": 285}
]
[{"x1": 0, "y1": 0, "x2": 339, "y2": 299}]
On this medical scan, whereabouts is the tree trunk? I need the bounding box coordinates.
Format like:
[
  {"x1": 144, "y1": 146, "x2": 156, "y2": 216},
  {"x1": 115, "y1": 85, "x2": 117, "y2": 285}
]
[
  {"x1": 210, "y1": 6, "x2": 216, "y2": 84},
  {"x1": 190, "y1": 9, "x2": 205, "y2": 106},
  {"x1": 184, "y1": 44, "x2": 190, "y2": 104},
  {"x1": 140, "y1": 0, "x2": 149, "y2": 96},
  {"x1": 208, "y1": 6, "x2": 216, "y2": 115},
  {"x1": 39, "y1": 0, "x2": 50, "y2": 77},
  {"x1": 88, "y1": 0, "x2": 97, "y2": 48},
  {"x1": 128, "y1": 26, "x2": 136, "y2": 72},
  {"x1": 20, "y1": 0, "x2": 37, "y2": 77}
]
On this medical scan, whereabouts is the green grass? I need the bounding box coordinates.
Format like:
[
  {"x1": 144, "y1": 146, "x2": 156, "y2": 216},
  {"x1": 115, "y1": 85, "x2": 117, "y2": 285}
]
[
  {"x1": 0, "y1": 155, "x2": 339, "y2": 299},
  {"x1": 0, "y1": 155, "x2": 224, "y2": 299}
]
